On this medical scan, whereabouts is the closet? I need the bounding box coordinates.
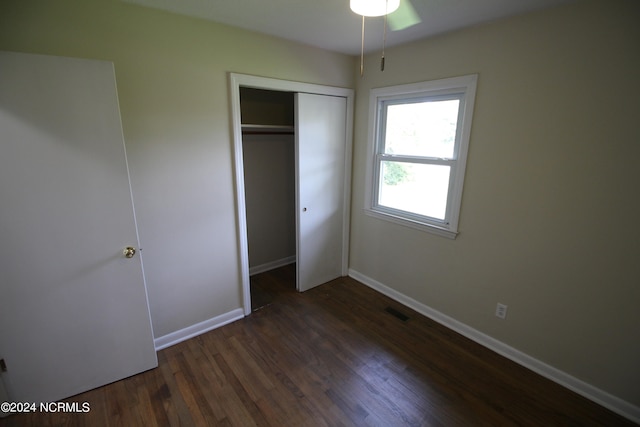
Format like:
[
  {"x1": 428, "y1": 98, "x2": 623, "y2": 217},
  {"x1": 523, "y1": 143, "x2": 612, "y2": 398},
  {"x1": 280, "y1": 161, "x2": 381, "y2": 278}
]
[
  {"x1": 231, "y1": 73, "x2": 353, "y2": 314},
  {"x1": 240, "y1": 88, "x2": 296, "y2": 276}
]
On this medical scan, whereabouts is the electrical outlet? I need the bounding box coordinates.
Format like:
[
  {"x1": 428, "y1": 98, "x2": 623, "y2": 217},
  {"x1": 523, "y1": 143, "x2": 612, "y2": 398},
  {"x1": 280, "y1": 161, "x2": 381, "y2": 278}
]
[{"x1": 495, "y1": 303, "x2": 508, "y2": 319}]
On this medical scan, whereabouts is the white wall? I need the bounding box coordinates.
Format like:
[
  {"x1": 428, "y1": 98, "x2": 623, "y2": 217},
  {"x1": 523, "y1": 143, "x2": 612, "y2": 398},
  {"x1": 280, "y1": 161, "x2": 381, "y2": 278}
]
[
  {"x1": 243, "y1": 133, "x2": 296, "y2": 270},
  {"x1": 0, "y1": 0, "x2": 354, "y2": 338},
  {"x1": 349, "y1": 0, "x2": 640, "y2": 410}
]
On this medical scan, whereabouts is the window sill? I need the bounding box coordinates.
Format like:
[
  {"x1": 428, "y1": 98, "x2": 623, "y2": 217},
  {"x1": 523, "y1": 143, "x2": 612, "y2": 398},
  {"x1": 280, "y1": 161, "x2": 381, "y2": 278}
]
[{"x1": 364, "y1": 208, "x2": 458, "y2": 239}]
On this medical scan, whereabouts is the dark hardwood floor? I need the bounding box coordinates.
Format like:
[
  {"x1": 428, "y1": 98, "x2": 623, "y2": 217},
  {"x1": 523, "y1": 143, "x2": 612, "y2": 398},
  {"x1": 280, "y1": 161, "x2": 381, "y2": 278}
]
[{"x1": 2, "y1": 263, "x2": 636, "y2": 426}]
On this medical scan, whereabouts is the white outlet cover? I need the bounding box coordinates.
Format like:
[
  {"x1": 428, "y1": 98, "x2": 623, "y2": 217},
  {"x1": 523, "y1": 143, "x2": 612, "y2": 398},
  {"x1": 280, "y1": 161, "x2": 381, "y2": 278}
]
[{"x1": 496, "y1": 303, "x2": 508, "y2": 319}]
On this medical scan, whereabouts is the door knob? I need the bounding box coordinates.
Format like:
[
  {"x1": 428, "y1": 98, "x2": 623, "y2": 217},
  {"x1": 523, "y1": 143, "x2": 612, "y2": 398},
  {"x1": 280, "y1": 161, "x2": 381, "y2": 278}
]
[{"x1": 123, "y1": 246, "x2": 136, "y2": 259}]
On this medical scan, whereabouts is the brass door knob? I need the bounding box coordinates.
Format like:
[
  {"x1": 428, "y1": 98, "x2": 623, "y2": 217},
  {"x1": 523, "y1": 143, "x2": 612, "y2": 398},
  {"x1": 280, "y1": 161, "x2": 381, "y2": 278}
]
[{"x1": 123, "y1": 246, "x2": 136, "y2": 259}]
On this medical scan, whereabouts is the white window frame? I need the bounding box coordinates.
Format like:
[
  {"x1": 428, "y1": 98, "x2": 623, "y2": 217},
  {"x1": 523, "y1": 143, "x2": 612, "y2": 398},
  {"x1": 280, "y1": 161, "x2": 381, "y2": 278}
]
[{"x1": 364, "y1": 74, "x2": 478, "y2": 239}]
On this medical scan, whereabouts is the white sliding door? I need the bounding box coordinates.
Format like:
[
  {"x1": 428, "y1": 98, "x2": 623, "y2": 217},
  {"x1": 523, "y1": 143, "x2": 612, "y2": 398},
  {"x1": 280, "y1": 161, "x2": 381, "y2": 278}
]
[
  {"x1": 296, "y1": 93, "x2": 348, "y2": 292},
  {"x1": 0, "y1": 51, "x2": 157, "y2": 403}
]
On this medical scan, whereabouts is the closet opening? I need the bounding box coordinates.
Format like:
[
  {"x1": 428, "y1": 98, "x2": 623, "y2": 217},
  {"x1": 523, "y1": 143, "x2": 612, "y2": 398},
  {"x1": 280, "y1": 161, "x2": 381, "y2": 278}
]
[
  {"x1": 240, "y1": 88, "x2": 297, "y2": 311},
  {"x1": 230, "y1": 73, "x2": 354, "y2": 316}
]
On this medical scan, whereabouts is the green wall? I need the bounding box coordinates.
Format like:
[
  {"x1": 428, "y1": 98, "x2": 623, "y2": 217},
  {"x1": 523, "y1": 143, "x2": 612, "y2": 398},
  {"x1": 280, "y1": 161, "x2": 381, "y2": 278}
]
[
  {"x1": 0, "y1": 0, "x2": 355, "y2": 338},
  {"x1": 349, "y1": 0, "x2": 640, "y2": 408}
]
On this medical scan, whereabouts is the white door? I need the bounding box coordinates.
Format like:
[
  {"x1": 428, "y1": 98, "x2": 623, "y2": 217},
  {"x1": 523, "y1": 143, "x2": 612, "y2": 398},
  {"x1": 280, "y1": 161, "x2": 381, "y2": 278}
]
[
  {"x1": 0, "y1": 51, "x2": 157, "y2": 403},
  {"x1": 0, "y1": 378, "x2": 8, "y2": 419},
  {"x1": 295, "y1": 93, "x2": 347, "y2": 292}
]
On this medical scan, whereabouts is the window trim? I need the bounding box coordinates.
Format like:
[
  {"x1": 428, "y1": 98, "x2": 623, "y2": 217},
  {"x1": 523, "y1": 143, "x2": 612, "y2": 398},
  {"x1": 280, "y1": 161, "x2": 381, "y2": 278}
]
[{"x1": 364, "y1": 74, "x2": 478, "y2": 239}]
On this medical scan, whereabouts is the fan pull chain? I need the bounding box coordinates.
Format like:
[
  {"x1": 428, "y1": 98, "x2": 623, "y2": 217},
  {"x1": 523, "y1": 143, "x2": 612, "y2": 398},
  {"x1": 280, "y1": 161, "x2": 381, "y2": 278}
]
[
  {"x1": 381, "y1": 0, "x2": 388, "y2": 71},
  {"x1": 360, "y1": 15, "x2": 365, "y2": 77}
]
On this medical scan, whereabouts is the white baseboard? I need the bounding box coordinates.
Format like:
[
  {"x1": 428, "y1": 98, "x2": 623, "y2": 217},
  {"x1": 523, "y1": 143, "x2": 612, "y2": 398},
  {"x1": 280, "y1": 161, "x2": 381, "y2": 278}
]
[
  {"x1": 348, "y1": 269, "x2": 640, "y2": 424},
  {"x1": 154, "y1": 253, "x2": 295, "y2": 350},
  {"x1": 249, "y1": 255, "x2": 296, "y2": 276},
  {"x1": 154, "y1": 308, "x2": 245, "y2": 351}
]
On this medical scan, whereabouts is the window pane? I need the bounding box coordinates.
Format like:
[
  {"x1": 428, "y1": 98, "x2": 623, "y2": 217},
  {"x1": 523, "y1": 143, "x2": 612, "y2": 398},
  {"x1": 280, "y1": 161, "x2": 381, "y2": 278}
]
[
  {"x1": 378, "y1": 161, "x2": 450, "y2": 221},
  {"x1": 384, "y1": 99, "x2": 459, "y2": 158}
]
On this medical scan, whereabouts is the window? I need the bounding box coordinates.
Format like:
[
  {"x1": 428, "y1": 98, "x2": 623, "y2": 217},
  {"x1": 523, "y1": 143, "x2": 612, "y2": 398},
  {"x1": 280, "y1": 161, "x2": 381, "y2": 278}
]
[{"x1": 365, "y1": 75, "x2": 477, "y2": 238}]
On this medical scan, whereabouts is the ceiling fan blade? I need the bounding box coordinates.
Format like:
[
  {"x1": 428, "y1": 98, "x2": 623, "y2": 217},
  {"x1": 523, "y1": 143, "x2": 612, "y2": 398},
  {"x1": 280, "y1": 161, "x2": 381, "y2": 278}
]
[{"x1": 388, "y1": 0, "x2": 421, "y2": 31}]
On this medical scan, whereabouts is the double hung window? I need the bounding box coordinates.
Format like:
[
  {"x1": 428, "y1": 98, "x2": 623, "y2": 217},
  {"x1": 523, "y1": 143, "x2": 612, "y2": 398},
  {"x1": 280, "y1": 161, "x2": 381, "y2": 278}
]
[{"x1": 365, "y1": 75, "x2": 477, "y2": 238}]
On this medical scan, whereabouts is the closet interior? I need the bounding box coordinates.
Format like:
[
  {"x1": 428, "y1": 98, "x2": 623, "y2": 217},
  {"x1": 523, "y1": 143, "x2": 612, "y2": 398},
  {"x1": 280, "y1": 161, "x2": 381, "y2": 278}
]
[{"x1": 240, "y1": 87, "x2": 297, "y2": 307}]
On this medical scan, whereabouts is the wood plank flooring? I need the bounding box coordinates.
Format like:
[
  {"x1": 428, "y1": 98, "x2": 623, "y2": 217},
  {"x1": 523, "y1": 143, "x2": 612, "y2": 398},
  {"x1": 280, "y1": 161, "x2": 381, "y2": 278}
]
[{"x1": 1, "y1": 264, "x2": 636, "y2": 426}]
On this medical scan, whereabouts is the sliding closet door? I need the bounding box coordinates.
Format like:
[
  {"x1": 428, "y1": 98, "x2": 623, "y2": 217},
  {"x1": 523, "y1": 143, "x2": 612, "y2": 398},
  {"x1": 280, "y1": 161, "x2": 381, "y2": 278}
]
[{"x1": 296, "y1": 93, "x2": 347, "y2": 292}]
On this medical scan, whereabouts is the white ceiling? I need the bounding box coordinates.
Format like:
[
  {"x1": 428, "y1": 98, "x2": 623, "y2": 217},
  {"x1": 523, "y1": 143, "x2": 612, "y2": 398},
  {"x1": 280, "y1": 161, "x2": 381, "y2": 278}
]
[{"x1": 123, "y1": 0, "x2": 577, "y2": 55}]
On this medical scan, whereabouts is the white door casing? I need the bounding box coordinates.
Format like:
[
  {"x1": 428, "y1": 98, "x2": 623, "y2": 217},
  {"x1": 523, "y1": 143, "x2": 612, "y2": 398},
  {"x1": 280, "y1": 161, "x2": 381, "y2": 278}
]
[
  {"x1": 0, "y1": 51, "x2": 157, "y2": 402},
  {"x1": 295, "y1": 93, "x2": 347, "y2": 292},
  {"x1": 229, "y1": 74, "x2": 353, "y2": 313}
]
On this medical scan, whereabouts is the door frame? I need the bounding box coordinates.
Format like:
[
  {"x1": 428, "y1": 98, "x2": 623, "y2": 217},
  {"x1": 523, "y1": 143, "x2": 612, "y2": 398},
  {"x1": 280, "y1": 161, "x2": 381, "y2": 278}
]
[{"x1": 228, "y1": 73, "x2": 354, "y2": 315}]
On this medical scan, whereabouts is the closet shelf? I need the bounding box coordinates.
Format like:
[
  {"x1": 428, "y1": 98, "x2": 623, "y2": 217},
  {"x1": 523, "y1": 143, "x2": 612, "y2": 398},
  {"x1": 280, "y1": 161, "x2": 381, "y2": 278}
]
[{"x1": 241, "y1": 124, "x2": 295, "y2": 135}]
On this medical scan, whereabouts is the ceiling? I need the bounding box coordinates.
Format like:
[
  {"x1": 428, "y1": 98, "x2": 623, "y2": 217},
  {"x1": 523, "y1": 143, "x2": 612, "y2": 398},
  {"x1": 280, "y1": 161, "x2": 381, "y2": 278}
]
[{"x1": 123, "y1": 0, "x2": 577, "y2": 55}]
